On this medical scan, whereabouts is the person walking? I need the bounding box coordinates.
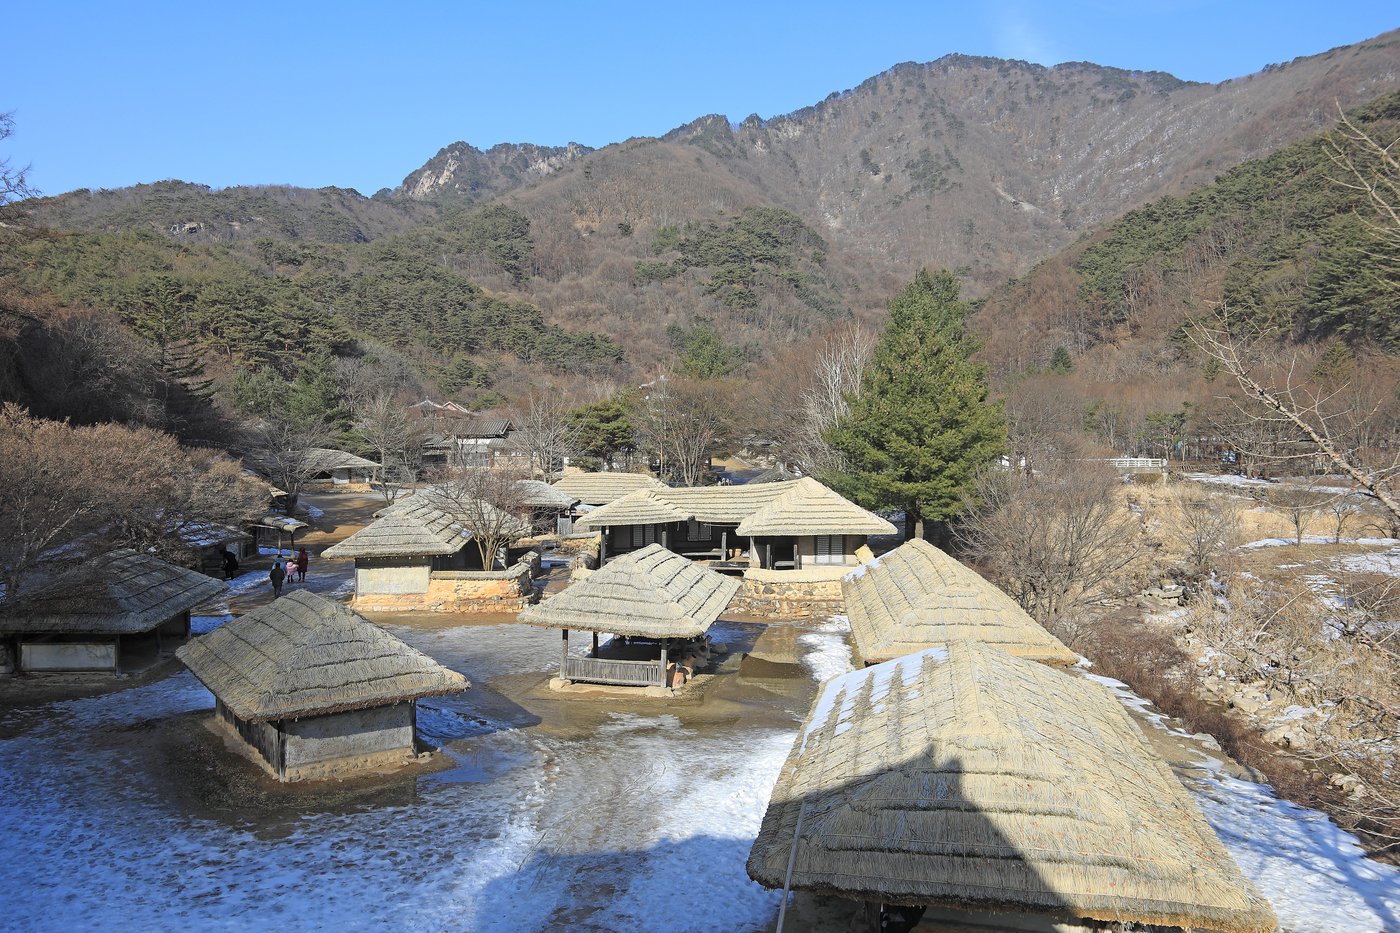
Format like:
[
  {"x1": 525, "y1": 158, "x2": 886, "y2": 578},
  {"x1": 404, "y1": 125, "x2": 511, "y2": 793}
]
[
  {"x1": 221, "y1": 548, "x2": 240, "y2": 580},
  {"x1": 295, "y1": 547, "x2": 309, "y2": 583},
  {"x1": 269, "y1": 560, "x2": 286, "y2": 598},
  {"x1": 284, "y1": 558, "x2": 297, "y2": 587}
]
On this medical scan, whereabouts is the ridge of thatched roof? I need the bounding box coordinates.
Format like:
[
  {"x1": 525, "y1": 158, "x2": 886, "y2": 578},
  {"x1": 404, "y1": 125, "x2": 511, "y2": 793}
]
[
  {"x1": 551, "y1": 471, "x2": 666, "y2": 506},
  {"x1": 735, "y1": 477, "x2": 895, "y2": 537},
  {"x1": 0, "y1": 549, "x2": 226, "y2": 635},
  {"x1": 747, "y1": 642, "x2": 1277, "y2": 933},
  {"x1": 844, "y1": 539, "x2": 1077, "y2": 666},
  {"x1": 177, "y1": 590, "x2": 469, "y2": 721},
  {"x1": 518, "y1": 543, "x2": 739, "y2": 637},
  {"x1": 516, "y1": 479, "x2": 580, "y2": 510},
  {"x1": 304, "y1": 448, "x2": 379, "y2": 472},
  {"x1": 574, "y1": 490, "x2": 691, "y2": 530},
  {"x1": 322, "y1": 499, "x2": 471, "y2": 559},
  {"x1": 659, "y1": 482, "x2": 794, "y2": 524}
]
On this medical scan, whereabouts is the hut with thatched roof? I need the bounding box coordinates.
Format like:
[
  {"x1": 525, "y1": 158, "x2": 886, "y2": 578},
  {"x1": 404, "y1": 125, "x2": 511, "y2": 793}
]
[
  {"x1": 573, "y1": 478, "x2": 893, "y2": 617},
  {"x1": 845, "y1": 539, "x2": 1077, "y2": 667},
  {"x1": 552, "y1": 471, "x2": 666, "y2": 508},
  {"x1": 516, "y1": 479, "x2": 580, "y2": 536},
  {"x1": 177, "y1": 590, "x2": 469, "y2": 782},
  {"x1": 0, "y1": 549, "x2": 226, "y2": 675},
  {"x1": 323, "y1": 496, "x2": 534, "y2": 612},
  {"x1": 518, "y1": 543, "x2": 739, "y2": 691},
  {"x1": 304, "y1": 447, "x2": 380, "y2": 485},
  {"x1": 747, "y1": 641, "x2": 1277, "y2": 933}
]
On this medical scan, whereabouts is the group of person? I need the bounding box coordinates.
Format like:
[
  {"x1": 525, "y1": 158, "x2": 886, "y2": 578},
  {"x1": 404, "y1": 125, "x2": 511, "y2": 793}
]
[{"x1": 268, "y1": 547, "x2": 310, "y2": 598}]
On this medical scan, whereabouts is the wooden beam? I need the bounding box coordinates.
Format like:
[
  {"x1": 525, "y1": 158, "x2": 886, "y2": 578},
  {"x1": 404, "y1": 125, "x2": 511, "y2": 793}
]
[
  {"x1": 560, "y1": 628, "x2": 569, "y2": 676},
  {"x1": 592, "y1": 631, "x2": 599, "y2": 657},
  {"x1": 659, "y1": 638, "x2": 669, "y2": 688}
]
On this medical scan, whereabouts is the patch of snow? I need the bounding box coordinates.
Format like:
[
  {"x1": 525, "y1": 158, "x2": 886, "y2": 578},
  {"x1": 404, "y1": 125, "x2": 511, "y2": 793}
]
[
  {"x1": 800, "y1": 648, "x2": 944, "y2": 752},
  {"x1": 842, "y1": 553, "x2": 882, "y2": 581},
  {"x1": 1078, "y1": 670, "x2": 1194, "y2": 739},
  {"x1": 1194, "y1": 773, "x2": 1400, "y2": 933},
  {"x1": 1185, "y1": 472, "x2": 1273, "y2": 488},
  {"x1": 298, "y1": 503, "x2": 325, "y2": 520},
  {"x1": 797, "y1": 630, "x2": 852, "y2": 684},
  {"x1": 1334, "y1": 547, "x2": 1400, "y2": 576}
]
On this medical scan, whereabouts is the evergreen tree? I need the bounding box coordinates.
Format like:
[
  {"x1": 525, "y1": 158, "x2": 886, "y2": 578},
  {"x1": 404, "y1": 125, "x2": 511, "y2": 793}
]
[
  {"x1": 570, "y1": 396, "x2": 637, "y2": 467},
  {"x1": 825, "y1": 269, "x2": 1006, "y2": 539},
  {"x1": 1049, "y1": 346, "x2": 1074, "y2": 374},
  {"x1": 667, "y1": 318, "x2": 747, "y2": 379},
  {"x1": 288, "y1": 351, "x2": 351, "y2": 436}
]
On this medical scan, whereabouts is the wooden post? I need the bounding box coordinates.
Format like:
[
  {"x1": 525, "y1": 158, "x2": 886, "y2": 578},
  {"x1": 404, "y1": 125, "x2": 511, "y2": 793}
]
[
  {"x1": 721, "y1": 529, "x2": 727, "y2": 560},
  {"x1": 765, "y1": 541, "x2": 772, "y2": 570},
  {"x1": 560, "y1": 628, "x2": 569, "y2": 677},
  {"x1": 661, "y1": 526, "x2": 668, "y2": 550},
  {"x1": 659, "y1": 638, "x2": 669, "y2": 688},
  {"x1": 600, "y1": 530, "x2": 607, "y2": 564},
  {"x1": 592, "y1": 631, "x2": 599, "y2": 657}
]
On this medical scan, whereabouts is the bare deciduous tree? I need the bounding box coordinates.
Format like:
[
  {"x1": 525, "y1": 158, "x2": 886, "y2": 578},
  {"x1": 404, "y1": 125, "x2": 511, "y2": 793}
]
[
  {"x1": 509, "y1": 386, "x2": 581, "y2": 478},
  {"x1": 632, "y1": 377, "x2": 727, "y2": 487},
  {"x1": 0, "y1": 112, "x2": 36, "y2": 205},
  {"x1": 1188, "y1": 310, "x2": 1400, "y2": 526},
  {"x1": 427, "y1": 467, "x2": 531, "y2": 570},
  {"x1": 957, "y1": 459, "x2": 1144, "y2": 621},
  {"x1": 1172, "y1": 487, "x2": 1241, "y2": 577},
  {"x1": 354, "y1": 393, "x2": 429, "y2": 506},
  {"x1": 791, "y1": 323, "x2": 874, "y2": 474},
  {"x1": 247, "y1": 415, "x2": 334, "y2": 514}
]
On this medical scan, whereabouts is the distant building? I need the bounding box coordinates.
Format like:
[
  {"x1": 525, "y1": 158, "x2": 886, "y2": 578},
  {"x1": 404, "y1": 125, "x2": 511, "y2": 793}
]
[
  {"x1": 0, "y1": 550, "x2": 225, "y2": 675},
  {"x1": 178, "y1": 590, "x2": 469, "y2": 782}
]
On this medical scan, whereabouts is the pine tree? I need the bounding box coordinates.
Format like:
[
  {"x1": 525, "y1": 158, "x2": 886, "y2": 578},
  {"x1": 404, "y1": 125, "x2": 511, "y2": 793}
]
[{"x1": 824, "y1": 269, "x2": 1006, "y2": 539}]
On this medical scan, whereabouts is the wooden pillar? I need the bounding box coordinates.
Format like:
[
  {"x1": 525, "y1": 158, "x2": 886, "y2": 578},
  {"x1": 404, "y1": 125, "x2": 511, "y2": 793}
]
[
  {"x1": 600, "y1": 530, "x2": 607, "y2": 564},
  {"x1": 659, "y1": 638, "x2": 669, "y2": 688},
  {"x1": 765, "y1": 541, "x2": 772, "y2": 570},
  {"x1": 721, "y1": 529, "x2": 727, "y2": 560},
  {"x1": 661, "y1": 526, "x2": 669, "y2": 550},
  {"x1": 560, "y1": 628, "x2": 569, "y2": 677},
  {"x1": 592, "y1": 631, "x2": 599, "y2": 657}
]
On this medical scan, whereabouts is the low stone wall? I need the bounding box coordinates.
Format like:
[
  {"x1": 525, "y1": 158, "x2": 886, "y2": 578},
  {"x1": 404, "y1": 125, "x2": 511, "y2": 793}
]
[
  {"x1": 352, "y1": 558, "x2": 535, "y2": 612},
  {"x1": 556, "y1": 532, "x2": 601, "y2": 557},
  {"x1": 729, "y1": 568, "x2": 847, "y2": 619}
]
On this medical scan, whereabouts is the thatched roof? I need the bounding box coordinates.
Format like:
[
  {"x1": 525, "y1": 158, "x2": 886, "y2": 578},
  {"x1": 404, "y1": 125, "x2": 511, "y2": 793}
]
[
  {"x1": 574, "y1": 490, "x2": 690, "y2": 530},
  {"x1": 573, "y1": 478, "x2": 889, "y2": 537},
  {"x1": 304, "y1": 448, "x2": 379, "y2": 472},
  {"x1": 735, "y1": 477, "x2": 895, "y2": 537},
  {"x1": 845, "y1": 539, "x2": 1077, "y2": 666},
  {"x1": 322, "y1": 500, "x2": 470, "y2": 559},
  {"x1": 178, "y1": 590, "x2": 469, "y2": 721},
  {"x1": 254, "y1": 513, "x2": 308, "y2": 534},
  {"x1": 518, "y1": 543, "x2": 739, "y2": 637},
  {"x1": 0, "y1": 549, "x2": 226, "y2": 635},
  {"x1": 747, "y1": 642, "x2": 1276, "y2": 933},
  {"x1": 516, "y1": 479, "x2": 579, "y2": 510},
  {"x1": 552, "y1": 471, "x2": 666, "y2": 506}
]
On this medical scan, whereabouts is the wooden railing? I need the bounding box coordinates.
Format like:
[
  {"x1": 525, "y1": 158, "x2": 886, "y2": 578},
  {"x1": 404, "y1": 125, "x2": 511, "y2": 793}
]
[
  {"x1": 1106, "y1": 457, "x2": 1167, "y2": 472},
  {"x1": 562, "y1": 655, "x2": 663, "y2": 687}
]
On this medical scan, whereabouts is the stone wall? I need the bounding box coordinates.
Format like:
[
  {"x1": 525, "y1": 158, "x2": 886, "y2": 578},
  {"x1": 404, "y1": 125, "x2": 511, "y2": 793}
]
[
  {"x1": 351, "y1": 557, "x2": 534, "y2": 612},
  {"x1": 729, "y1": 571, "x2": 846, "y2": 620}
]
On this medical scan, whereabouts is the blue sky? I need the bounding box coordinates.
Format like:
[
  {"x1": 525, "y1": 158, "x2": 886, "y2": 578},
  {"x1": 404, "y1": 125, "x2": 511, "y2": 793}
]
[{"x1": 5, "y1": 2, "x2": 1396, "y2": 196}]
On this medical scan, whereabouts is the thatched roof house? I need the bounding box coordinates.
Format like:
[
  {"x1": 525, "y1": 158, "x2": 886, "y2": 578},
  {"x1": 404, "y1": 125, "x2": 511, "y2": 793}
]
[
  {"x1": 844, "y1": 539, "x2": 1078, "y2": 666},
  {"x1": 516, "y1": 479, "x2": 579, "y2": 511},
  {"x1": 323, "y1": 500, "x2": 471, "y2": 560},
  {"x1": 552, "y1": 471, "x2": 666, "y2": 507},
  {"x1": 0, "y1": 549, "x2": 225, "y2": 674},
  {"x1": 178, "y1": 590, "x2": 468, "y2": 781},
  {"x1": 747, "y1": 642, "x2": 1277, "y2": 932},
  {"x1": 575, "y1": 478, "x2": 892, "y2": 573},
  {"x1": 303, "y1": 448, "x2": 379, "y2": 484},
  {"x1": 518, "y1": 543, "x2": 740, "y2": 688}
]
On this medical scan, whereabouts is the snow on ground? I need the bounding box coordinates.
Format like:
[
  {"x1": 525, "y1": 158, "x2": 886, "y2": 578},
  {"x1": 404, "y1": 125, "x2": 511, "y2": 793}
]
[
  {"x1": 797, "y1": 616, "x2": 853, "y2": 682},
  {"x1": 1193, "y1": 768, "x2": 1400, "y2": 933},
  {"x1": 1079, "y1": 665, "x2": 1400, "y2": 932},
  {"x1": 0, "y1": 620, "x2": 803, "y2": 932},
  {"x1": 1185, "y1": 472, "x2": 1275, "y2": 488},
  {"x1": 1240, "y1": 535, "x2": 1399, "y2": 550},
  {"x1": 1335, "y1": 546, "x2": 1400, "y2": 576}
]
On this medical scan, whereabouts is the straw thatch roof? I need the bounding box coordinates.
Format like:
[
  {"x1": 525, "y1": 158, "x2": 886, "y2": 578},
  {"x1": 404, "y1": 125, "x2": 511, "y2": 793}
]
[
  {"x1": 573, "y1": 478, "x2": 890, "y2": 537},
  {"x1": 322, "y1": 499, "x2": 470, "y2": 559},
  {"x1": 845, "y1": 539, "x2": 1077, "y2": 666},
  {"x1": 518, "y1": 543, "x2": 740, "y2": 637},
  {"x1": 747, "y1": 642, "x2": 1276, "y2": 932},
  {"x1": 177, "y1": 590, "x2": 469, "y2": 721},
  {"x1": 516, "y1": 479, "x2": 580, "y2": 510},
  {"x1": 552, "y1": 471, "x2": 666, "y2": 506},
  {"x1": 0, "y1": 549, "x2": 226, "y2": 635},
  {"x1": 735, "y1": 477, "x2": 895, "y2": 537},
  {"x1": 304, "y1": 448, "x2": 379, "y2": 472},
  {"x1": 574, "y1": 490, "x2": 690, "y2": 530}
]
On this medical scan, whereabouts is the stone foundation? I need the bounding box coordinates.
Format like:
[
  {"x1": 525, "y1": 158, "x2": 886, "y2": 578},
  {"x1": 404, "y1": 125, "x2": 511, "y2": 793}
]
[
  {"x1": 729, "y1": 573, "x2": 846, "y2": 619},
  {"x1": 352, "y1": 559, "x2": 534, "y2": 612}
]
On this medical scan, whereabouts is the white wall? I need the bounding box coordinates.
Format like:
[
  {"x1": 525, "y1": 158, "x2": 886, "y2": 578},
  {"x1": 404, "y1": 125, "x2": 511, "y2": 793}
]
[{"x1": 20, "y1": 641, "x2": 117, "y2": 672}]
